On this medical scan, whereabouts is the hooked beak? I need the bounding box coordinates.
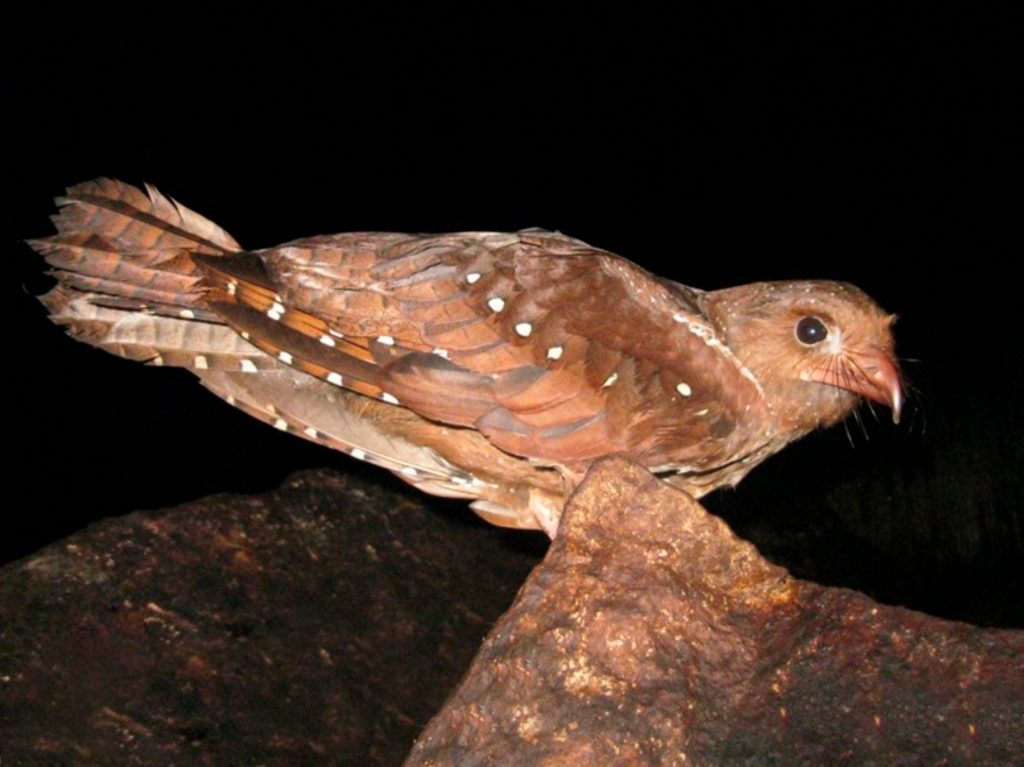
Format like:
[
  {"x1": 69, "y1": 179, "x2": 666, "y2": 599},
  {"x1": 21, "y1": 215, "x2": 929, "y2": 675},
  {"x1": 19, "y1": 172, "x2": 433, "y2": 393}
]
[{"x1": 809, "y1": 346, "x2": 904, "y2": 424}]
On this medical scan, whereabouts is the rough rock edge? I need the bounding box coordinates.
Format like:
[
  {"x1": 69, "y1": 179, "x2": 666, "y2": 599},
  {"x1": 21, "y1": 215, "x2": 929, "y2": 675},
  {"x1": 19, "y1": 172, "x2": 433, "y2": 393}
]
[{"x1": 408, "y1": 457, "x2": 1024, "y2": 766}]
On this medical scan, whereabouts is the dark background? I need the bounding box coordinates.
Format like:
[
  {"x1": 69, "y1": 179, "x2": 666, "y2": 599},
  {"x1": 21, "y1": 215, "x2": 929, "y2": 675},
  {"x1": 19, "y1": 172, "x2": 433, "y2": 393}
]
[{"x1": 7, "y1": 9, "x2": 1021, "y2": 625}]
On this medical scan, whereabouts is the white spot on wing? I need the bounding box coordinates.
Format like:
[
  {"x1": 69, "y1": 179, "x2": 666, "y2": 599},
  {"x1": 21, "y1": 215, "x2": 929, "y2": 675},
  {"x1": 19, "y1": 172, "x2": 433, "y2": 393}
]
[
  {"x1": 399, "y1": 466, "x2": 418, "y2": 477},
  {"x1": 226, "y1": 395, "x2": 236, "y2": 405},
  {"x1": 179, "y1": 309, "x2": 195, "y2": 319},
  {"x1": 194, "y1": 355, "x2": 209, "y2": 370},
  {"x1": 676, "y1": 382, "x2": 692, "y2": 397},
  {"x1": 328, "y1": 328, "x2": 345, "y2": 338},
  {"x1": 515, "y1": 322, "x2": 532, "y2": 337},
  {"x1": 377, "y1": 335, "x2": 395, "y2": 346},
  {"x1": 226, "y1": 281, "x2": 237, "y2": 296},
  {"x1": 381, "y1": 392, "x2": 400, "y2": 405},
  {"x1": 304, "y1": 427, "x2": 319, "y2": 438},
  {"x1": 278, "y1": 351, "x2": 293, "y2": 365},
  {"x1": 546, "y1": 345, "x2": 563, "y2": 360},
  {"x1": 152, "y1": 355, "x2": 164, "y2": 367},
  {"x1": 603, "y1": 373, "x2": 619, "y2": 388},
  {"x1": 466, "y1": 272, "x2": 481, "y2": 284},
  {"x1": 432, "y1": 348, "x2": 449, "y2": 359},
  {"x1": 273, "y1": 418, "x2": 288, "y2": 431},
  {"x1": 320, "y1": 335, "x2": 336, "y2": 347},
  {"x1": 240, "y1": 359, "x2": 258, "y2": 373},
  {"x1": 487, "y1": 297, "x2": 505, "y2": 312},
  {"x1": 327, "y1": 372, "x2": 343, "y2": 386},
  {"x1": 351, "y1": 448, "x2": 366, "y2": 460}
]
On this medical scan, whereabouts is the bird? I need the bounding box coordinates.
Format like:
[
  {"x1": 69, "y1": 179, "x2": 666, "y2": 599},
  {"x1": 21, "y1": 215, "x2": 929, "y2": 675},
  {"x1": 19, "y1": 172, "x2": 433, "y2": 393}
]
[{"x1": 29, "y1": 179, "x2": 903, "y2": 536}]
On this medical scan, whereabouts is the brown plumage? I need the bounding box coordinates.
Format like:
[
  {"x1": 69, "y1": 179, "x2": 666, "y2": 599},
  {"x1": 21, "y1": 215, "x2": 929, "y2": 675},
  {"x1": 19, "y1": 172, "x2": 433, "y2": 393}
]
[{"x1": 30, "y1": 179, "x2": 903, "y2": 535}]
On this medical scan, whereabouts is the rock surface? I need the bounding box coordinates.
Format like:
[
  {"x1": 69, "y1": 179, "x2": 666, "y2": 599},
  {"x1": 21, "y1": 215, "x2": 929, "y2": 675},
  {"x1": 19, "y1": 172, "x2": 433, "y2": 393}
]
[
  {"x1": 0, "y1": 470, "x2": 542, "y2": 766},
  {"x1": 408, "y1": 458, "x2": 1024, "y2": 766},
  {"x1": 3, "y1": 462, "x2": 1021, "y2": 766}
]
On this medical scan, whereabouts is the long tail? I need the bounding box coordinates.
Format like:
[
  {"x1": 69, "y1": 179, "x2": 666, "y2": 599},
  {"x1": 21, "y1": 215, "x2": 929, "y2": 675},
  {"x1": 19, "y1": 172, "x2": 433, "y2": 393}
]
[
  {"x1": 26, "y1": 179, "x2": 527, "y2": 518},
  {"x1": 27, "y1": 178, "x2": 271, "y2": 369}
]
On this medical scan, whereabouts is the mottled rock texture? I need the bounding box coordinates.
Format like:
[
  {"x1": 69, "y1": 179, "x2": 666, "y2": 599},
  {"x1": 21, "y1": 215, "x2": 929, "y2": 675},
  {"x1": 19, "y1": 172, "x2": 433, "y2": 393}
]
[
  {"x1": 2, "y1": 462, "x2": 1021, "y2": 767},
  {"x1": 0, "y1": 470, "x2": 542, "y2": 766},
  {"x1": 408, "y1": 458, "x2": 1023, "y2": 766}
]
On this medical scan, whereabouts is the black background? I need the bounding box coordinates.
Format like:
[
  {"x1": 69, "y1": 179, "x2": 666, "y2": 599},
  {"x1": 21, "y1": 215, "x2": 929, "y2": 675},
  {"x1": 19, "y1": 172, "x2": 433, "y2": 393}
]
[{"x1": 8, "y1": 9, "x2": 1021, "y2": 625}]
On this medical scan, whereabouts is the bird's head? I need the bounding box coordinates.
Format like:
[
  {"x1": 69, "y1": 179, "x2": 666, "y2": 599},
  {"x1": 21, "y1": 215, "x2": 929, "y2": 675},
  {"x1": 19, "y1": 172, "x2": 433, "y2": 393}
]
[{"x1": 702, "y1": 281, "x2": 903, "y2": 434}]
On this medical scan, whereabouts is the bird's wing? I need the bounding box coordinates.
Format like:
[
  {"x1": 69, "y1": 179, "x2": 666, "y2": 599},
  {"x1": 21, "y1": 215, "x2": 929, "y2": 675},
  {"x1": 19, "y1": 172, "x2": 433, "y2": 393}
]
[{"x1": 196, "y1": 231, "x2": 769, "y2": 469}]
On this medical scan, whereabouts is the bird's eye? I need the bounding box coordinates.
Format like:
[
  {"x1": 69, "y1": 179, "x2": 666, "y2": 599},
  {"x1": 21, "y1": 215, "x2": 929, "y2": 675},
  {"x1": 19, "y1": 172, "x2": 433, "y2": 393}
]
[{"x1": 795, "y1": 316, "x2": 828, "y2": 345}]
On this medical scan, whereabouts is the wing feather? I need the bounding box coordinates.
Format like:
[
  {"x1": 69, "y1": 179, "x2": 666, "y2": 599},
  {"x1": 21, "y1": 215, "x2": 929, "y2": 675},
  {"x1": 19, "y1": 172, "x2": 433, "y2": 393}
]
[{"x1": 195, "y1": 229, "x2": 770, "y2": 471}]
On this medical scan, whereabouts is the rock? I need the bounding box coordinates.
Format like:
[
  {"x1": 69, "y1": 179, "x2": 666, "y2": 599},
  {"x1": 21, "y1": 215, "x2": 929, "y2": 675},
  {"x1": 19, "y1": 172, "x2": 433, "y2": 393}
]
[
  {"x1": 408, "y1": 458, "x2": 1024, "y2": 766},
  {"x1": 4, "y1": 461, "x2": 1020, "y2": 766},
  {"x1": 0, "y1": 469, "x2": 543, "y2": 766}
]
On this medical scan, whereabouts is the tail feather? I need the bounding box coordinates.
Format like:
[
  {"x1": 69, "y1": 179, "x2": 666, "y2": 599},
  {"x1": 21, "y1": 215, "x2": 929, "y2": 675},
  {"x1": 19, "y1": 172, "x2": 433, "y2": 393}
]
[
  {"x1": 30, "y1": 178, "x2": 249, "y2": 367},
  {"x1": 32, "y1": 233, "x2": 200, "y2": 299},
  {"x1": 52, "y1": 178, "x2": 240, "y2": 255},
  {"x1": 29, "y1": 178, "x2": 243, "y2": 314},
  {"x1": 41, "y1": 286, "x2": 273, "y2": 370}
]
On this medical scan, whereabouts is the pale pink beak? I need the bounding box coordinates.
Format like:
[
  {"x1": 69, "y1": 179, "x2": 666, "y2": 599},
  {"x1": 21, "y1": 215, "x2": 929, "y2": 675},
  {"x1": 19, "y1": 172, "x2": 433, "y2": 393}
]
[{"x1": 810, "y1": 346, "x2": 904, "y2": 424}]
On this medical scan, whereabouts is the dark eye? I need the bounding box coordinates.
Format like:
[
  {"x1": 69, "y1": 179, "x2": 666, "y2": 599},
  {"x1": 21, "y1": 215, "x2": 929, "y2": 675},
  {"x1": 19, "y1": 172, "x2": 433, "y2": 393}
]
[{"x1": 795, "y1": 316, "x2": 828, "y2": 345}]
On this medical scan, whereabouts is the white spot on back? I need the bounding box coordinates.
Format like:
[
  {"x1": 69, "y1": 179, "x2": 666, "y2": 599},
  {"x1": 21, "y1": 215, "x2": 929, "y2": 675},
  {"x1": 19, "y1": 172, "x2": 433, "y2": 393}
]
[
  {"x1": 377, "y1": 335, "x2": 395, "y2": 346},
  {"x1": 487, "y1": 297, "x2": 506, "y2": 313},
  {"x1": 240, "y1": 359, "x2": 258, "y2": 373},
  {"x1": 381, "y1": 392, "x2": 400, "y2": 405},
  {"x1": 179, "y1": 309, "x2": 195, "y2": 319},
  {"x1": 603, "y1": 373, "x2": 619, "y2": 388},
  {"x1": 676, "y1": 382, "x2": 692, "y2": 397},
  {"x1": 327, "y1": 372, "x2": 343, "y2": 386},
  {"x1": 515, "y1": 322, "x2": 532, "y2": 337},
  {"x1": 546, "y1": 345, "x2": 563, "y2": 360},
  {"x1": 466, "y1": 272, "x2": 481, "y2": 284},
  {"x1": 273, "y1": 418, "x2": 288, "y2": 431},
  {"x1": 194, "y1": 355, "x2": 209, "y2": 370},
  {"x1": 320, "y1": 334, "x2": 336, "y2": 347}
]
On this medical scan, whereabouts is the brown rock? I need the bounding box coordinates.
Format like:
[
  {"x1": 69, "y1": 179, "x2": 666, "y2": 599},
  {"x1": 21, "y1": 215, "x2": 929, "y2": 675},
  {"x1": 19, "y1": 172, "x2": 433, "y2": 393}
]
[
  {"x1": 408, "y1": 457, "x2": 1024, "y2": 766},
  {"x1": 0, "y1": 469, "x2": 543, "y2": 767}
]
